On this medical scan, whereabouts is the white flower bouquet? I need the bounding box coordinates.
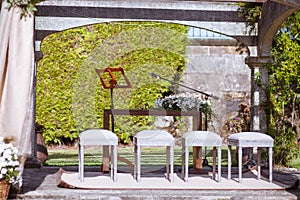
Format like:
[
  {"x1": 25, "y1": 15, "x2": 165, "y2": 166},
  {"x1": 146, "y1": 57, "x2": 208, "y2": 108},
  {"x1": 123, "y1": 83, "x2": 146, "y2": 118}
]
[
  {"x1": 154, "y1": 93, "x2": 212, "y2": 114},
  {"x1": 0, "y1": 139, "x2": 20, "y2": 184}
]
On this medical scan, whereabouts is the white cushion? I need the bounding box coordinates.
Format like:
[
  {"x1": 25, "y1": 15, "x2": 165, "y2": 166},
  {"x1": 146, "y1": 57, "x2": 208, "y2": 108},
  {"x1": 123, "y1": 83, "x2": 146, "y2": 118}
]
[
  {"x1": 183, "y1": 131, "x2": 222, "y2": 146},
  {"x1": 79, "y1": 129, "x2": 118, "y2": 146},
  {"x1": 227, "y1": 132, "x2": 273, "y2": 147},
  {"x1": 134, "y1": 130, "x2": 174, "y2": 146}
]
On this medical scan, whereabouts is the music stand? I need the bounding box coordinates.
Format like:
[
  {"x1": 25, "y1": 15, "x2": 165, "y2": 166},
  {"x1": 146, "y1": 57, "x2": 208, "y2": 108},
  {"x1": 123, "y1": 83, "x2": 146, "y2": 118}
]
[{"x1": 96, "y1": 67, "x2": 131, "y2": 132}]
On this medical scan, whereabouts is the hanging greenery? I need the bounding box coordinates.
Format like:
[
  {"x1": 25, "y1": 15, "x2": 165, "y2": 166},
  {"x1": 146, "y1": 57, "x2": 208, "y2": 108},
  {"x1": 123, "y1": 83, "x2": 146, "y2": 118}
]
[
  {"x1": 5, "y1": 0, "x2": 42, "y2": 18},
  {"x1": 237, "y1": 2, "x2": 262, "y2": 34}
]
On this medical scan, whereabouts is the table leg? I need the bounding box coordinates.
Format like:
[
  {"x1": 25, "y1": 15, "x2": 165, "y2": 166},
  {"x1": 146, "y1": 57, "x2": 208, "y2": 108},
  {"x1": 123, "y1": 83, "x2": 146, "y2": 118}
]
[
  {"x1": 257, "y1": 147, "x2": 261, "y2": 180},
  {"x1": 102, "y1": 146, "x2": 110, "y2": 172},
  {"x1": 193, "y1": 146, "x2": 202, "y2": 170}
]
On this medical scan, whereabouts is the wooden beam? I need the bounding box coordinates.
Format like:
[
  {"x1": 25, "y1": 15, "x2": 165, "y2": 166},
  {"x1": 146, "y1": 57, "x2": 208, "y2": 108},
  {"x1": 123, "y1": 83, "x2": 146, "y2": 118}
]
[
  {"x1": 187, "y1": 0, "x2": 267, "y2": 2},
  {"x1": 36, "y1": 6, "x2": 243, "y2": 22}
]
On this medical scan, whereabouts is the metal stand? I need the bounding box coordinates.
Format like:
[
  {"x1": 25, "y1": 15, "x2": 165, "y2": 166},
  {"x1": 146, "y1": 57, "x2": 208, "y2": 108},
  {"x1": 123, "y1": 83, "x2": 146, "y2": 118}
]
[
  {"x1": 110, "y1": 88, "x2": 114, "y2": 132},
  {"x1": 95, "y1": 67, "x2": 132, "y2": 133}
]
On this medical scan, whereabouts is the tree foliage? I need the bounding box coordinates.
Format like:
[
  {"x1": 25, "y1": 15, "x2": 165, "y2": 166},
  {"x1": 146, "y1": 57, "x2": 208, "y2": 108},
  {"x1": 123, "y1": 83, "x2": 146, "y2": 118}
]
[{"x1": 268, "y1": 11, "x2": 300, "y2": 165}]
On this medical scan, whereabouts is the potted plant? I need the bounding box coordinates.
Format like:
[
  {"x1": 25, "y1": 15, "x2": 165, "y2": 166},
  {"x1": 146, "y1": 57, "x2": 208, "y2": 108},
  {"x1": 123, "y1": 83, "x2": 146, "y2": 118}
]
[
  {"x1": 35, "y1": 123, "x2": 48, "y2": 165},
  {"x1": 0, "y1": 137, "x2": 19, "y2": 199}
]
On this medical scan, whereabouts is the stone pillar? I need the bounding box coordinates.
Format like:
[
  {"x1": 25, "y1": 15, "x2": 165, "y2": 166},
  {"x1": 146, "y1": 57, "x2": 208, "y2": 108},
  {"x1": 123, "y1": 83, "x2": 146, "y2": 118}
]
[
  {"x1": 25, "y1": 55, "x2": 43, "y2": 168},
  {"x1": 245, "y1": 56, "x2": 274, "y2": 133}
]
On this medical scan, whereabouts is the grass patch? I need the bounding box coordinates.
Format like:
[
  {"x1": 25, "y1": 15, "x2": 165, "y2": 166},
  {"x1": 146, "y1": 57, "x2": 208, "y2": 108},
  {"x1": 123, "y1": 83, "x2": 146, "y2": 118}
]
[
  {"x1": 45, "y1": 146, "x2": 236, "y2": 167},
  {"x1": 45, "y1": 145, "x2": 300, "y2": 169},
  {"x1": 287, "y1": 155, "x2": 300, "y2": 169}
]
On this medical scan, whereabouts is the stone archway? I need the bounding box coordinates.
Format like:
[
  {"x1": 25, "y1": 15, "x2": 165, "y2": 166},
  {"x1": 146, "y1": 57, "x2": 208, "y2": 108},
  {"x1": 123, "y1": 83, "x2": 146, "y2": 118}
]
[
  {"x1": 246, "y1": 1, "x2": 299, "y2": 133},
  {"x1": 30, "y1": 0, "x2": 300, "y2": 165}
]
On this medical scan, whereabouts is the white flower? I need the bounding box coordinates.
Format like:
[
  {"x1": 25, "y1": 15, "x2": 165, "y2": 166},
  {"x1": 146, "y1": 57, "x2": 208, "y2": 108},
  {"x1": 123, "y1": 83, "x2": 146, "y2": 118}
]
[
  {"x1": 0, "y1": 141, "x2": 19, "y2": 184},
  {"x1": 154, "y1": 92, "x2": 211, "y2": 112},
  {"x1": 1, "y1": 168, "x2": 7, "y2": 174}
]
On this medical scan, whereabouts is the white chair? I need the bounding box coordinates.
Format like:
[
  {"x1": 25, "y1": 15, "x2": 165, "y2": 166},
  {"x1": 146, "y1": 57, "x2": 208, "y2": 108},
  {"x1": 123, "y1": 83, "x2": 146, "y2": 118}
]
[
  {"x1": 227, "y1": 132, "x2": 274, "y2": 183},
  {"x1": 78, "y1": 129, "x2": 118, "y2": 182},
  {"x1": 182, "y1": 131, "x2": 222, "y2": 182},
  {"x1": 134, "y1": 130, "x2": 174, "y2": 182}
]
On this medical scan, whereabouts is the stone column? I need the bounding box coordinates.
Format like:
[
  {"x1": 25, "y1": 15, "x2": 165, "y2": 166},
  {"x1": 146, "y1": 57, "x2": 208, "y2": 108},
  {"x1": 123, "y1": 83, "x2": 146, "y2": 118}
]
[
  {"x1": 25, "y1": 53, "x2": 43, "y2": 168},
  {"x1": 245, "y1": 56, "x2": 273, "y2": 133}
]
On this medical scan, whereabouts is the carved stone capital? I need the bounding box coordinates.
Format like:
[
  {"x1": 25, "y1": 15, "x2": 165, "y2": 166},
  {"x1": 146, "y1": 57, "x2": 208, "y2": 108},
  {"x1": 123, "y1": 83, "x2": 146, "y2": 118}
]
[{"x1": 245, "y1": 56, "x2": 274, "y2": 69}]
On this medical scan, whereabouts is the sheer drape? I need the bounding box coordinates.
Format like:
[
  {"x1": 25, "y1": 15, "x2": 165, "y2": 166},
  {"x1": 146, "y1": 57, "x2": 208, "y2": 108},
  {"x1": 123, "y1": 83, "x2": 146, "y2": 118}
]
[{"x1": 0, "y1": 1, "x2": 34, "y2": 156}]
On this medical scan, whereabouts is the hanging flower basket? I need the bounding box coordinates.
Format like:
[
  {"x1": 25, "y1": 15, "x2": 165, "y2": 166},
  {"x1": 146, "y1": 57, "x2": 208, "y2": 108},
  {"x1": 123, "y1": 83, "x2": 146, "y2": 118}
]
[{"x1": 0, "y1": 180, "x2": 10, "y2": 200}]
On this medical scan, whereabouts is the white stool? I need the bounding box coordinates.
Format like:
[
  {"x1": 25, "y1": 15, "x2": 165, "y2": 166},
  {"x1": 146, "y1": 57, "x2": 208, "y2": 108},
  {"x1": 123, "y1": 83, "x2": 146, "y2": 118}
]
[
  {"x1": 227, "y1": 132, "x2": 274, "y2": 183},
  {"x1": 134, "y1": 130, "x2": 174, "y2": 182},
  {"x1": 182, "y1": 131, "x2": 222, "y2": 182},
  {"x1": 78, "y1": 129, "x2": 118, "y2": 182}
]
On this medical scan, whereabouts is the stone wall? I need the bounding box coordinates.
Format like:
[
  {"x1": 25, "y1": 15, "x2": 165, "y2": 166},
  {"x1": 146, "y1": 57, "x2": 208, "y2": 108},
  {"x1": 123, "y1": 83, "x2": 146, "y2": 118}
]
[{"x1": 182, "y1": 43, "x2": 251, "y2": 141}]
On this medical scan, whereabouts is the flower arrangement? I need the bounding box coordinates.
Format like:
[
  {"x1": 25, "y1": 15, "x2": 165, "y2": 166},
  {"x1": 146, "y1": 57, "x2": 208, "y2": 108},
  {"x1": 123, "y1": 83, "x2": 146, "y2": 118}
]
[
  {"x1": 0, "y1": 137, "x2": 20, "y2": 185},
  {"x1": 154, "y1": 93, "x2": 213, "y2": 116},
  {"x1": 226, "y1": 103, "x2": 250, "y2": 133}
]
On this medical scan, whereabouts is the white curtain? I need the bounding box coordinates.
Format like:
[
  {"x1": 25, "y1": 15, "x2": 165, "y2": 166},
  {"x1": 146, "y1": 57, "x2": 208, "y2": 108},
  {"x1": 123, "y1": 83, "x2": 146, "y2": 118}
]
[{"x1": 0, "y1": 1, "x2": 34, "y2": 156}]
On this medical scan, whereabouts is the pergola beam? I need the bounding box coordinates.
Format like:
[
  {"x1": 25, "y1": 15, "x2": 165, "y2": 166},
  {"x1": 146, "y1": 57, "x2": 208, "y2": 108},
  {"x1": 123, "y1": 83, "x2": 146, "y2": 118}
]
[
  {"x1": 271, "y1": 0, "x2": 300, "y2": 8},
  {"x1": 188, "y1": 0, "x2": 299, "y2": 8},
  {"x1": 179, "y1": 0, "x2": 267, "y2": 2}
]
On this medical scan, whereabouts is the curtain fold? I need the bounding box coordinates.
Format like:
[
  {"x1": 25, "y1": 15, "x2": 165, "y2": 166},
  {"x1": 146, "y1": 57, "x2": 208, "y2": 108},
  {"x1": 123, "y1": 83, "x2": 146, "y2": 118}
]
[{"x1": 0, "y1": 1, "x2": 34, "y2": 156}]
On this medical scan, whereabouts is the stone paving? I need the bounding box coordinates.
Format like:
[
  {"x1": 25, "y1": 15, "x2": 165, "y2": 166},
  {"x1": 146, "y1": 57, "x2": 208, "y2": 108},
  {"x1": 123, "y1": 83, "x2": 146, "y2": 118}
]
[{"x1": 8, "y1": 166, "x2": 300, "y2": 200}]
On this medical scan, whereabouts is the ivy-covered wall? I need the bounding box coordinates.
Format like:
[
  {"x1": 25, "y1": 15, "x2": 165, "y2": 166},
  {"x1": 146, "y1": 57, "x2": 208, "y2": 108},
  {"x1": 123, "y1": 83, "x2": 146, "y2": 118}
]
[{"x1": 36, "y1": 22, "x2": 188, "y2": 145}]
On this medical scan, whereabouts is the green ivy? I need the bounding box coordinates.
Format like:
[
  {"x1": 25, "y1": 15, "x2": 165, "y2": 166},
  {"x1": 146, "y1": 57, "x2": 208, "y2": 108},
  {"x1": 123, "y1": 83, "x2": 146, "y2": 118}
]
[{"x1": 36, "y1": 22, "x2": 188, "y2": 145}]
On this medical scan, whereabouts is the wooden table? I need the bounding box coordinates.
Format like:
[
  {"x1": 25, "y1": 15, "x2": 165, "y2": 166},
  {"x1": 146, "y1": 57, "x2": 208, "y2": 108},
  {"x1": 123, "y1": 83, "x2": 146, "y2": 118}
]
[{"x1": 102, "y1": 109, "x2": 207, "y2": 172}]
